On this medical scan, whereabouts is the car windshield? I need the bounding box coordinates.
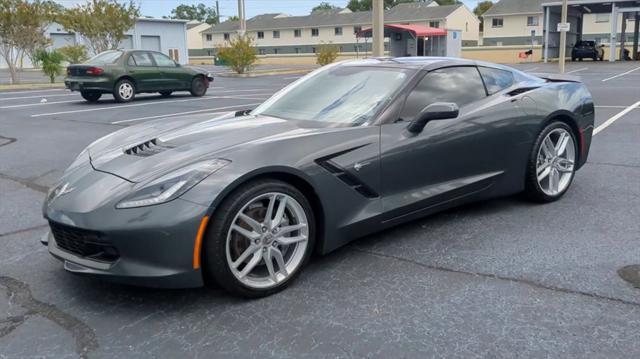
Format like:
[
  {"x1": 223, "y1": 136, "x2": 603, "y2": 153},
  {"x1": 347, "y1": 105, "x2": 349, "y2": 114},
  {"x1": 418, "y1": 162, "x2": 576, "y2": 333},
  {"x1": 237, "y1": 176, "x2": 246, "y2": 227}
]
[
  {"x1": 86, "y1": 50, "x2": 123, "y2": 64},
  {"x1": 253, "y1": 65, "x2": 410, "y2": 125},
  {"x1": 577, "y1": 41, "x2": 595, "y2": 47}
]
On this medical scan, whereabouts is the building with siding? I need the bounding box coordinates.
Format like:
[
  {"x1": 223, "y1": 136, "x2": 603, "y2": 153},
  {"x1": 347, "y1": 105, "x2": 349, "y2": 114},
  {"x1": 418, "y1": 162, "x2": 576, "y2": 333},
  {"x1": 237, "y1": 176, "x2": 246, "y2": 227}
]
[{"x1": 193, "y1": 1, "x2": 479, "y2": 59}]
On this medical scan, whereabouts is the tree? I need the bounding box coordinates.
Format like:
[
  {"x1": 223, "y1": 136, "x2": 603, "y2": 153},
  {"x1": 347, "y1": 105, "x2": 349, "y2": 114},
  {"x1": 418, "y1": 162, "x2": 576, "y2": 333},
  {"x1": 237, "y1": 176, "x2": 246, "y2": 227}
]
[
  {"x1": 312, "y1": 2, "x2": 341, "y2": 12},
  {"x1": 216, "y1": 35, "x2": 257, "y2": 74},
  {"x1": 170, "y1": 3, "x2": 218, "y2": 25},
  {"x1": 473, "y1": 1, "x2": 493, "y2": 31},
  {"x1": 316, "y1": 42, "x2": 339, "y2": 65},
  {"x1": 58, "y1": 44, "x2": 89, "y2": 64},
  {"x1": 58, "y1": 0, "x2": 139, "y2": 55},
  {"x1": 226, "y1": 15, "x2": 240, "y2": 21},
  {"x1": 0, "y1": 0, "x2": 55, "y2": 84},
  {"x1": 34, "y1": 49, "x2": 64, "y2": 83}
]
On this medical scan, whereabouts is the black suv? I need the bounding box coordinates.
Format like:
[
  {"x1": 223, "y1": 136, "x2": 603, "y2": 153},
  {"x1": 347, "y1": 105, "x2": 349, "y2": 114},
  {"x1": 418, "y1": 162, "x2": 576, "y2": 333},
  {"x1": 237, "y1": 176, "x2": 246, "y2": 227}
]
[{"x1": 572, "y1": 41, "x2": 604, "y2": 61}]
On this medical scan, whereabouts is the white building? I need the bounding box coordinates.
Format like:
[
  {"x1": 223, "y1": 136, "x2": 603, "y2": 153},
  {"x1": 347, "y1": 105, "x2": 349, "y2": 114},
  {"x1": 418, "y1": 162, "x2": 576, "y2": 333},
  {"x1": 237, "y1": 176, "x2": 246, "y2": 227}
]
[{"x1": 197, "y1": 2, "x2": 479, "y2": 58}]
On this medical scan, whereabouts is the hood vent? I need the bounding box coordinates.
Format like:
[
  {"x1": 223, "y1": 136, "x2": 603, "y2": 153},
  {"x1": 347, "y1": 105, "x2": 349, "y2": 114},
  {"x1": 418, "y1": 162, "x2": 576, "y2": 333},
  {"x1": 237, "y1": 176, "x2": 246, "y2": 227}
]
[{"x1": 124, "y1": 139, "x2": 174, "y2": 157}]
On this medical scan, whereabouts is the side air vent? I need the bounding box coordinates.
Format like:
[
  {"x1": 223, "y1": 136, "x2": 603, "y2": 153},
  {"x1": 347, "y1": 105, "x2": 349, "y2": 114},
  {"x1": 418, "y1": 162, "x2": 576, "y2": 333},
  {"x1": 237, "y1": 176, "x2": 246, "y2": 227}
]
[
  {"x1": 507, "y1": 87, "x2": 539, "y2": 97},
  {"x1": 124, "y1": 139, "x2": 174, "y2": 157},
  {"x1": 315, "y1": 158, "x2": 379, "y2": 199}
]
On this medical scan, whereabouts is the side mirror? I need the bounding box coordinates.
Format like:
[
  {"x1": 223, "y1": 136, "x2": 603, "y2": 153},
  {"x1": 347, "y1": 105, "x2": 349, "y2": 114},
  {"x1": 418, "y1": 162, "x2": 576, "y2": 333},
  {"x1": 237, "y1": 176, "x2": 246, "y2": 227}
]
[{"x1": 407, "y1": 102, "x2": 459, "y2": 133}]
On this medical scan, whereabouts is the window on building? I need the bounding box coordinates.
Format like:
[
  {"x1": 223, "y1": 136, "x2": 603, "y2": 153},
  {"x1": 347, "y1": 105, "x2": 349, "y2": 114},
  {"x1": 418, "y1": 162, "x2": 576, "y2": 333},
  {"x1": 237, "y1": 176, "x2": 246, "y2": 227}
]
[
  {"x1": 465, "y1": 22, "x2": 468, "y2": 32},
  {"x1": 223, "y1": 33, "x2": 230, "y2": 40},
  {"x1": 400, "y1": 67, "x2": 487, "y2": 122},
  {"x1": 205, "y1": 34, "x2": 212, "y2": 41},
  {"x1": 429, "y1": 21, "x2": 439, "y2": 28},
  {"x1": 273, "y1": 30, "x2": 280, "y2": 38},
  {"x1": 354, "y1": 26, "x2": 362, "y2": 34},
  {"x1": 492, "y1": 18, "x2": 503, "y2": 28},
  {"x1": 312, "y1": 47, "x2": 316, "y2": 53},
  {"x1": 335, "y1": 27, "x2": 343, "y2": 36},
  {"x1": 527, "y1": 16, "x2": 539, "y2": 26},
  {"x1": 257, "y1": 31, "x2": 264, "y2": 39},
  {"x1": 294, "y1": 29, "x2": 301, "y2": 37},
  {"x1": 596, "y1": 13, "x2": 610, "y2": 23},
  {"x1": 311, "y1": 28, "x2": 319, "y2": 37},
  {"x1": 274, "y1": 48, "x2": 279, "y2": 54},
  {"x1": 168, "y1": 48, "x2": 180, "y2": 62},
  {"x1": 295, "y1": 48, "x2": 300, "y2": 54},
  {"x1": 478, "y1": 67, "x2": 514, "y2": 95},
  {"x1": 259, "y1": 48, "x2": 266, "y2": 55}
]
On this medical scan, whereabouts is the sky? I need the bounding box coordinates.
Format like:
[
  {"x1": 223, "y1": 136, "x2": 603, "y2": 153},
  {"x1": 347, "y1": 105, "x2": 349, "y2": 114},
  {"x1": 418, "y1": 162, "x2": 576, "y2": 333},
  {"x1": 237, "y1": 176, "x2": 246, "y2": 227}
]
[{"x1": 53, "y1": 0, "x2": 482, "y2": 21}]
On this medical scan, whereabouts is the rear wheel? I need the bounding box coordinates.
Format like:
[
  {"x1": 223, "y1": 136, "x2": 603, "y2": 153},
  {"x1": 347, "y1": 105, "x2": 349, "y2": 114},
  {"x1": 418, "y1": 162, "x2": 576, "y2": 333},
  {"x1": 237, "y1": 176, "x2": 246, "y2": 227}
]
[
  {"x1": 190, "y1": 76, "x2": 207, "y2": 97},
  {"x1": 113, "y1": 79, "x2": 135, "y2": 103},
  {"x1": 524, "y1": 122, "x2": 577, "y2": 203},
  {"x1": 80, "y1": 91, "x2": 101, "y2": 102},
  {"x1": 204, "y1": 179, "x2": 315, "y2": 298},
  {"x1": 159, "y1": 91, "x2": 173, "y2": 97}
]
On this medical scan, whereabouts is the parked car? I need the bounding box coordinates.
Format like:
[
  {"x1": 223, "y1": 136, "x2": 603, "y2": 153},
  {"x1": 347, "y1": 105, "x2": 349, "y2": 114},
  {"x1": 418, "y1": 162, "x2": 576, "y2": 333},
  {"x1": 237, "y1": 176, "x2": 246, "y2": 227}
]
[
  {"x1": 572, "y1": 41, "x2": 605, "y2": 61},
  {"x1": 44, "y1": 58, "x2": 594, "y2": 298},
  {"x1": 64, "y1": 49, "x2": 214, "y2": 103}
]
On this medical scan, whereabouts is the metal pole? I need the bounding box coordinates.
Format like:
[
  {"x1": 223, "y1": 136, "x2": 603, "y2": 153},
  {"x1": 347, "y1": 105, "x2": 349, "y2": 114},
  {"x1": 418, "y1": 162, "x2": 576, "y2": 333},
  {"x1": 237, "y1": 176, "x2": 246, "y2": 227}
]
[
  {"x1": 610, "y1": 3, "x2": 617, "y2": 62},
  {"x1": 559, "y1": 0, "x2": 568, "y2": 73},
  {"x1": 544, "y1": 6, "x2": 550, "y2": 63},
  {"x1": 372, "y1": 0, "x2": 384, "y2": 57},
  {"x1": 216, "y1": 1, "x2": 220, "y2": 24},
  {"x1": 237, "y1": 0, "x2": 246, "y2": 35},
  {"x1": 633, "y1": 12, "x2": 639, "y2": 60}
]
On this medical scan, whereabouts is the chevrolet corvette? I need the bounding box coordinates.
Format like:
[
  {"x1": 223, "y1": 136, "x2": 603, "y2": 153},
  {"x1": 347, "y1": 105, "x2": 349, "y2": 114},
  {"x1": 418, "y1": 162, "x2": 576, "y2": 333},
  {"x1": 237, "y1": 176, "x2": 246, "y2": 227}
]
[{"x1": 43, "y1": 57, "x2": 594, "y2": 297}]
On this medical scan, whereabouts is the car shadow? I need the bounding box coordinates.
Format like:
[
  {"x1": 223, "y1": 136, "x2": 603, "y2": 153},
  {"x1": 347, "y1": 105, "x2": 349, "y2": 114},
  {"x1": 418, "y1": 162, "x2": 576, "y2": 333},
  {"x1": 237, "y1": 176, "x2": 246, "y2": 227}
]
[{"x1": 70, "y1": 92, "x2": 199, "y2": 106}]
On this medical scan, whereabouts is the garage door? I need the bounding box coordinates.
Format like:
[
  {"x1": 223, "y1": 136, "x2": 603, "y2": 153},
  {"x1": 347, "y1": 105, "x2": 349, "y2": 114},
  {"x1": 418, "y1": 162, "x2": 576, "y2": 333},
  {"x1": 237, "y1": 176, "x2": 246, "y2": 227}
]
[
  {"x1": 119, "y1": 35, "x2": 133, "y2": 49},
  {"x1": 140, "y1": 36, "x2": 161, "y2": 51},
  {"x1": 50, "y1": 33, "x2": 76, "y2": 48}
]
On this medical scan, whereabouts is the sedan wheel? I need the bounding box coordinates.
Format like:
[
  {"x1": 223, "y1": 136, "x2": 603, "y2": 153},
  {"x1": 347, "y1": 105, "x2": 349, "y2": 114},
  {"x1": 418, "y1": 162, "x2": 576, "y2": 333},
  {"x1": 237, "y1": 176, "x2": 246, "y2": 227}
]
[
  {"x1": 189, "y1": 77, "x2": 207, "y2": 97},
  {"x1": 525, "y1": 123, "x2": 577, "y2": 202},
  {"x1": 204, "y1": 180, "x2": 315, "y2": 298},
  {"x1": 113, "y1": 79, "x2": 135, "y2": 103}
]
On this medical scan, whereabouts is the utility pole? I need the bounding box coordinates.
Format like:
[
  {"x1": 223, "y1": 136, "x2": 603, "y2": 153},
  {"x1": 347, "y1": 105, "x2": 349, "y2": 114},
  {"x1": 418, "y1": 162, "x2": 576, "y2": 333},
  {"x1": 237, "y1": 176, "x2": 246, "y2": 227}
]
[
  {"x1": 216, "y1": 0, "x2": 220, "y2": 24},
  {"x1": 237, "y1": 0, "x2": 246, "y2": 35},
  {"x1": 558, "y1": 0, "x2": 568, "y2": 73},
  {"x1": 372, "y1": 0, "x2": 384, "y2": 57}
]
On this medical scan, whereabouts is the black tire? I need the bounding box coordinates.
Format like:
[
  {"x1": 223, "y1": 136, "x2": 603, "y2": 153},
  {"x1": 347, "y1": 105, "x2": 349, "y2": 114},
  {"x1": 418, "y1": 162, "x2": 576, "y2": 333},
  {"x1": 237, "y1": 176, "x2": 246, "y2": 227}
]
[
  {"x1": 524, "y1": 121, "x2": 578, "y2": 203},
  {"x1": 80, "y1": 91, "x2": 101, "y2": 102},
  {"x1": 159, "y1": 91, "x2": 173, "y2": 97},
  {"x1": 592, "y1": 55, "x2": 598, "y2": 61},
  {"x1": 578, "y1": 57, "x2": 583, "y2": 62},
  {"x1": 113, "y1": 79, "x2": 135, "y2": 103},
  {"x1": 571, "y1": 57, "x2": 576, "y2": 62},
  {"x1": 203, "y1": 179, "x2": 316, "y2": 298},
  {"x1": 190, "y1": 76, "x2": 207, "y2": 97}
]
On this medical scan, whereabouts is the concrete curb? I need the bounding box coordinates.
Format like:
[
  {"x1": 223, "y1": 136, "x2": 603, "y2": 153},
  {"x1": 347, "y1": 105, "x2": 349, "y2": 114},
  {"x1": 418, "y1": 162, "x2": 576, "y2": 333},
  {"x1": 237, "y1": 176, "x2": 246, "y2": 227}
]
[{"x1": 0, "y1": 83, "x2": 65, "y2": 91}]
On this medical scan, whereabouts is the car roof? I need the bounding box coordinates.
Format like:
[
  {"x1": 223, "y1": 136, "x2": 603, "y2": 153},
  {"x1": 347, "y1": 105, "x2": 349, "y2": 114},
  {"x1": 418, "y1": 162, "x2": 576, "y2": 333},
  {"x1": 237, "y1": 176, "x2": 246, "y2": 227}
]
[{"x1": 340, "y1": 56, "x2": 492, "y2": 71}]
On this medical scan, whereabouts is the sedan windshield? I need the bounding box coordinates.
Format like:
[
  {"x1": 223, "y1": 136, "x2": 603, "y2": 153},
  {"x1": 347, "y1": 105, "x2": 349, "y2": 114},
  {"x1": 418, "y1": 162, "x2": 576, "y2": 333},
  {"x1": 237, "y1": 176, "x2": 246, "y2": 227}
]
[
  {"x1": 253, "y1": 66, "x2": 410, "y2": 125},
  {"x1": 86, "y1": 50, "x2": 123, "y2": 64}
]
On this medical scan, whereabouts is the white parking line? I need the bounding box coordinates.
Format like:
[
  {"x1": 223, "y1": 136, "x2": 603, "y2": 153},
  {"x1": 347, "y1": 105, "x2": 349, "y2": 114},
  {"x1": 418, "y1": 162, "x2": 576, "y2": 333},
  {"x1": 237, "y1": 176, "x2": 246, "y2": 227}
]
[
  {"x1": 0, "y1": 93, "x2": 77, "y2": 101},
  {"x1": 0, "y1": 88, "x2": 66, "y2": 95},
  {"x1": 111, "y1": 103, "x2": 262, "y2": 124},
  {"x1": 601, "y1": 67, "x2": 640, "y2": 82},
  {"x1": 593, "y1": 100, "x2": 640, "y2": 135},
  {"x1": 1, "y1": 99, "x2": 80, "y2": 109},
  {"x1": 567, "y1": 67, "x2": 588, "y2": 74}
]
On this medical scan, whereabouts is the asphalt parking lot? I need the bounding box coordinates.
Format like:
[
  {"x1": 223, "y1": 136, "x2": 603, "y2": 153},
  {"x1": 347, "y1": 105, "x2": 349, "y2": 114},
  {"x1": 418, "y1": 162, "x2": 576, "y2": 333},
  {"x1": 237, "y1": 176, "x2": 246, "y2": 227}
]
[{"x1": 1, "y1": 61, "x2": 639, "y2": 358}]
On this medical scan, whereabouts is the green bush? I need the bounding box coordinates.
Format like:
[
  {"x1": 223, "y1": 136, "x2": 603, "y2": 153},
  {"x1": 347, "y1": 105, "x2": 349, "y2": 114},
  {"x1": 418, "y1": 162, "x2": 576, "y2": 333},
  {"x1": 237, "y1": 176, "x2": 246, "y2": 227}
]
[
  {"x1": 58, "y1": 45, "x2": 88, "y2": 64},
  {"x1": 34, "y1": 49, "x2": 65, "y2": 83},
  {"x1": 316, "y1": 42, "x2": 339, "y2": 66},
  {"x1": 216, "y1": 35, "x2": 257, "y2": 74}
]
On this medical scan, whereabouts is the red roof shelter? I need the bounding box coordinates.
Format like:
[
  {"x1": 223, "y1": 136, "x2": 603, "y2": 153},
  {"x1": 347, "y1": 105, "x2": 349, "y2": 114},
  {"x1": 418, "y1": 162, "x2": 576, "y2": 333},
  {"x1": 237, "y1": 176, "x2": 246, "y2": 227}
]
[
  {"x1": 357, "y1": 24, "x2": 447, "y2": 38},
  {"x1": 356, "y1": 23, "x2": 457, "y2": 57}
]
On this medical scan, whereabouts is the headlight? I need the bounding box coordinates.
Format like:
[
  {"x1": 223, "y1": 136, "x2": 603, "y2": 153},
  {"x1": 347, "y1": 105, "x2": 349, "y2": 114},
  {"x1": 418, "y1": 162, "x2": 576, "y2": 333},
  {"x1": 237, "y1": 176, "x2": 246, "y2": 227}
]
[{"x1": 115, "y1": 159, "x2": 230, "y2": 209}]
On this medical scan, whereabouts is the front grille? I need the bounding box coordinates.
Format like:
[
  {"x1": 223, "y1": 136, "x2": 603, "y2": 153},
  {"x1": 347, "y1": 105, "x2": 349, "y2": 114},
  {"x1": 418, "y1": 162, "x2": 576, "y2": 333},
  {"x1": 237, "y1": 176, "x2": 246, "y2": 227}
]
[
  {"x1": 124, "y1": 138, "x2": 174, "y2": 157},
  {"x1": 49, "y1": 221, "x2": 119, "y2": 262}
]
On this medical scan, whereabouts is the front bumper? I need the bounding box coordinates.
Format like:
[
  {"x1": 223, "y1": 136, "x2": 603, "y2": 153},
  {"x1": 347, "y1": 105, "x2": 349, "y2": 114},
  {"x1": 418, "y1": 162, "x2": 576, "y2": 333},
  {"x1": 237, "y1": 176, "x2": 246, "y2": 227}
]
[{"x1": 43, "y1": 168, "x2": 211, "y2": 288}]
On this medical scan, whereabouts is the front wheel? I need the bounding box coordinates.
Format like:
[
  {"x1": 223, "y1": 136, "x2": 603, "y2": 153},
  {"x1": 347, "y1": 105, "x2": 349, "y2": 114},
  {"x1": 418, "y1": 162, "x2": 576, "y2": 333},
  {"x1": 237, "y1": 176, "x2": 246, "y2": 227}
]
[
  {"x1": 113, "y1": 79, "x2": 135, "y2": 103},
  {"x1": 81, "y1": 91, "x2": 101, "y2": 102},
  {"x1": 524, "y1": 122, "x2": 577, "y2": 203},
  {"x1": 190, "y1": 76, "x2": 207, "y2": 97},
  {"x1": 204, "y1": 179, "x2": 315, "y2": 298}
]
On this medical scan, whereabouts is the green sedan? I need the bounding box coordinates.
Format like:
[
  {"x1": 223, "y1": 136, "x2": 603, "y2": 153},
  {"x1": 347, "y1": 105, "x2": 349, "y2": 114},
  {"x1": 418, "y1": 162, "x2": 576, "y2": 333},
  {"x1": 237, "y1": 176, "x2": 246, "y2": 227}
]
[{"x1": 65, "y1": 49, "x2": 214, "y2": 103}]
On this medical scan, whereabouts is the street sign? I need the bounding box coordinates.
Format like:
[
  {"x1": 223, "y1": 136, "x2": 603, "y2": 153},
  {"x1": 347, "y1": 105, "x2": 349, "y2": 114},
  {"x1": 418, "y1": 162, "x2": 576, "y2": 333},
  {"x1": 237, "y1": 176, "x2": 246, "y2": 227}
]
[{"x1": 557, "y1": 22, "x2": 570, "y2": 32}]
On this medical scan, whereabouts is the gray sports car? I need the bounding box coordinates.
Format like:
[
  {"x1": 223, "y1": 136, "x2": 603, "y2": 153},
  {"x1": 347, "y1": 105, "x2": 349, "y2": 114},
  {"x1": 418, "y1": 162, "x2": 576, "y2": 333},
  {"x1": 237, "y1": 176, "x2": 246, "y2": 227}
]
[{"x1": 42, "y1": 57, "x2": 594, "y2": 297}]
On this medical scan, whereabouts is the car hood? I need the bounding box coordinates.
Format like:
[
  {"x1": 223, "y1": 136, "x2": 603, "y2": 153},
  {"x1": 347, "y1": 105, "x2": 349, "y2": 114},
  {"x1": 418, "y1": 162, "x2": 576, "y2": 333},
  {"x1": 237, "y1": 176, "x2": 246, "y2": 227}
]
[{"x1": 88, "y1": 113, "x2": 338, "y2": 183}]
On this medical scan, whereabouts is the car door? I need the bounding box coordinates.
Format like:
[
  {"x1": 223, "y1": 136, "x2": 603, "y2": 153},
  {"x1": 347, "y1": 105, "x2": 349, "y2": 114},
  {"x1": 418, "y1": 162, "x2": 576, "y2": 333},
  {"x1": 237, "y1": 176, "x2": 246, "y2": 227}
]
[
  {"x1": 379, "y1": 65, "x2": 524, "y2": 220},
  {"x1": 150, "y1": 51, "x2": 188, "y2": 90},
  {"x1": 127, "y1": 52, "x2": 161, "y2": 91}
]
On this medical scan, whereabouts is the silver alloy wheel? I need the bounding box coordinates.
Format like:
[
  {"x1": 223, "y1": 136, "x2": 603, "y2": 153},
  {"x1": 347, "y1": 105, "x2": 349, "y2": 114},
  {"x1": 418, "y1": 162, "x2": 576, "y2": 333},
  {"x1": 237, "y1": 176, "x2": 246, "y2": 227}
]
[
  {"x1": 118, "y1": 82, "x2": 134, "y2": 100},
  {"x1": 225, "y1": 192, "x2": 309, "y2": 289},
  {"x1": 536, "y1": 128, "x2": 576, "y2": 196}
]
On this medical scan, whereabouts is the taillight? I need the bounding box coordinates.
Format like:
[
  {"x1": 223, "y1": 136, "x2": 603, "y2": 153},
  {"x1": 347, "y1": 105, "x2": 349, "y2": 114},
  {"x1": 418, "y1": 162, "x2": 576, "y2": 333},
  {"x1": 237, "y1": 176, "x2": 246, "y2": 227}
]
[{"x1": 86, "y1": 67, "x2": 104, "y2": 75}]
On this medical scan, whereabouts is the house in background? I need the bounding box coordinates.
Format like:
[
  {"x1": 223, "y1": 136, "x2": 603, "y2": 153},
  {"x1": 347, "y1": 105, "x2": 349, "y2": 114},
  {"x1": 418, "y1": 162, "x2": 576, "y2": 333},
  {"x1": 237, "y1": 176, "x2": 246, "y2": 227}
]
[
  {"x1": 187, "y1": 20, "x2": 211, "y2": 52},
  {"x1": 191, "y1": 1, "x2": 479, "y2": 64}
]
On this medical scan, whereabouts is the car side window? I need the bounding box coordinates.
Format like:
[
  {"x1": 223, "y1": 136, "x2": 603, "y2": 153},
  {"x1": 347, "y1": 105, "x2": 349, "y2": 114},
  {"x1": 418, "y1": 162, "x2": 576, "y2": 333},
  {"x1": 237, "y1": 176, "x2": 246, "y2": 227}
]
[
  {"x1": 127, "y1": 55, "x2": 136, "y2": 66},
  {"x1": 151, "y1": 52, "x2": 176, "y2": 67},
  {"x1": 478, "y1": 67, "x2": 514, "y2": 95},
  {"x1": 131, "y1": 52, "x2": 154, "y2": 67},
  {"x1": 400, "y1": 66, "x2": 487, "y2": 121}
]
